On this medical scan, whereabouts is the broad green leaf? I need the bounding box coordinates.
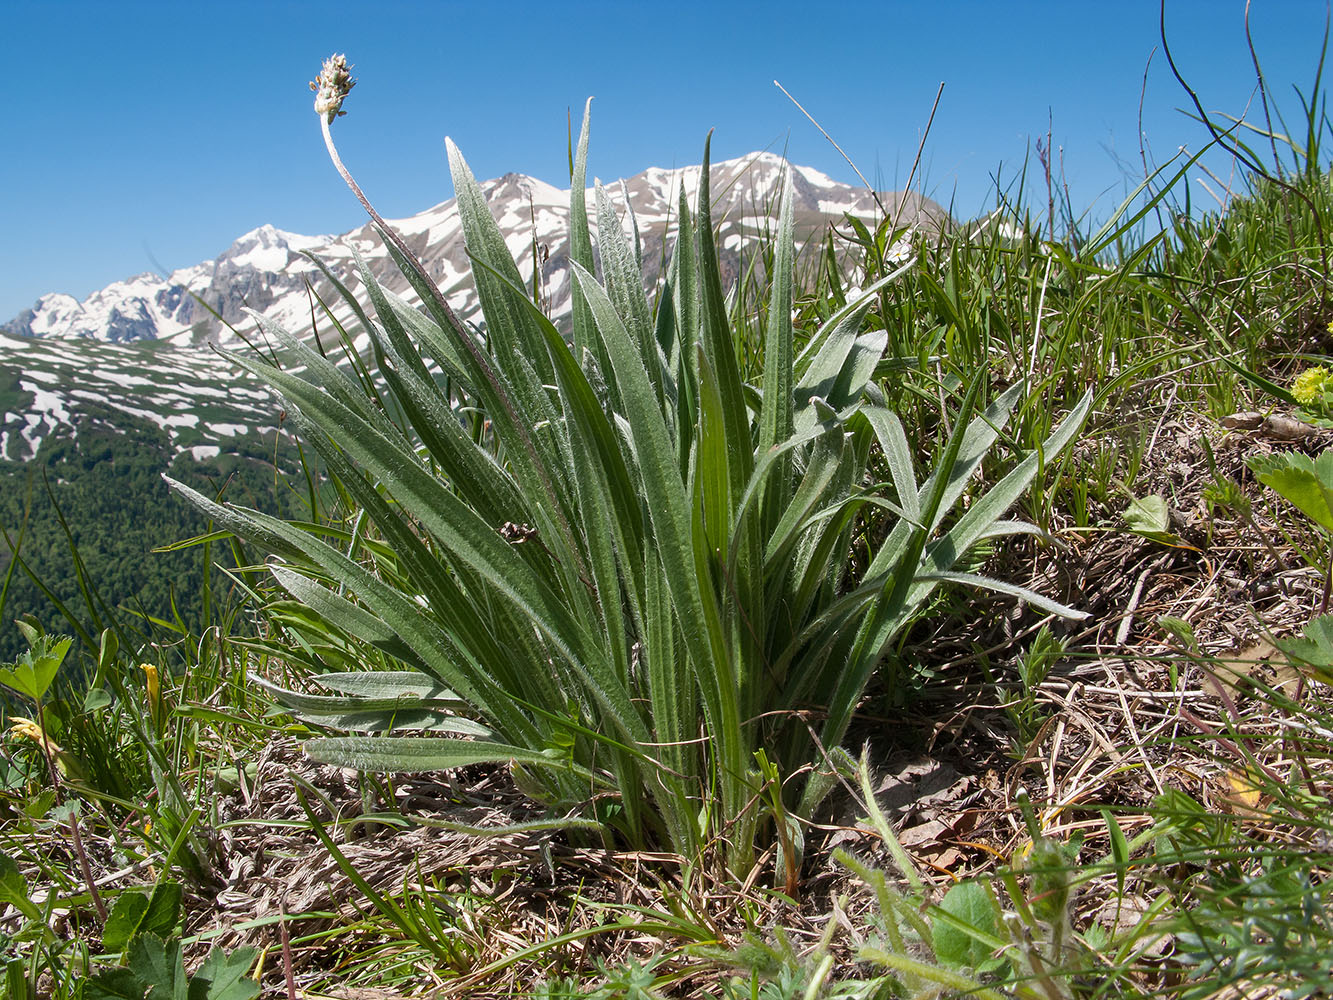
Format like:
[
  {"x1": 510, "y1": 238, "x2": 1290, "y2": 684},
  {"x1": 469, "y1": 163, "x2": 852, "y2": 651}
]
[
  {"x1": 1123, "y1": 493, "x2": 1169, "y2": 534},
  {"x1": 83, "y1": 686, "x2": 113, "y2": 712},
  {"x1": 0, "y1": 851, "x2": 38, "y2": 921},
  {"x1": 0, "y1": 634, "x2": 70, "y2": 702},
  {"x1": 1280, "y1": 612, "x2": 1333, "y2": 680},
  {"x1": 188, "y1": 946, "x2": 260, "y2": 1000},
  {"x1": 128, "y1": 932, "x2": 186, "y2": 1000},
  {"x1": 87, "y1": 933, "x2": 257, "y2": 1000},
  {"x1": 82, "y1": 969, "x2": 148, "y2": 1000},
  {"x1": 102, "y1": 883, "x2": 182, "y2": 954},
  {"x1": 1123, "y1": 493, "x2": 1181, "y2": 545},
  {"x1": 1250, "y1": 449, "x2": 1333, "y2": 532},
  {"x1": 932, "y1": 881, "x2": 1000, "y2": 970}
]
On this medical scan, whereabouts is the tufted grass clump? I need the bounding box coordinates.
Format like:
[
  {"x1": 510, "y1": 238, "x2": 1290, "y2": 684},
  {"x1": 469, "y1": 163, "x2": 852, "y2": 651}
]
[{"x1": 167, "y1": 68, "x2": 1090, "y2": 878}]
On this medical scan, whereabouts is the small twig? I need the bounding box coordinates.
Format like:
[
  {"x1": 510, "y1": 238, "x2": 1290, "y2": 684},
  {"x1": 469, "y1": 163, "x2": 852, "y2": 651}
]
[
  {"x1": 279, "y1": 905, "x2": 297, "y2": 1000},
  {"x1": 30, "y1": 699, "x2": 108, "y2": 922},
  {"x1": 1115, "y1": 566, "x2": 1152, "y2": 647},
  {"x1": 1139, "y1": 46, "x2": 1168, "y2": 233},
  {"x1": 1160, "y1": 0, "x2": 1331, "y2": 290},
  {"x1": 894, "y1": 82, "x2": 946, "y2": 228},
  {"x1": 63, "y1": 799, "x2": 107, "y2": 922},
  {"x1": 1105, "y1": 655, "x2": 1167, "y2": 796},
  {"x1": 774, "y1": 79, "x2": 888, "y2": 218}
]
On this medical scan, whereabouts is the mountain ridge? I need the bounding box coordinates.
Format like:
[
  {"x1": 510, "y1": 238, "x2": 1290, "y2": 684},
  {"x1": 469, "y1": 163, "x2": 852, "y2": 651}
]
[
  {"x1": 0, "y1": 151, "x2": 949, "y2": 464},
  {"x1": 3, "y1": 151, "x2": 949, "y2": 346}
]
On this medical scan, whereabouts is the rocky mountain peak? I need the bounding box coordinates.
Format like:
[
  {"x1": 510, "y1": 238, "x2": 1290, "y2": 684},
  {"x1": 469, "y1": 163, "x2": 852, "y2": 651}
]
[{"x1": 4, "y1": 153, "x2": 950, "y2": 347}]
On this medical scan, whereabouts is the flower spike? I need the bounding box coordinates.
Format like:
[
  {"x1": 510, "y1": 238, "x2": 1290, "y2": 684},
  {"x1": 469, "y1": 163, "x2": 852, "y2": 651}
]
[{"x1": 310, "y1": 54, "x2": 356, "y2": 123}]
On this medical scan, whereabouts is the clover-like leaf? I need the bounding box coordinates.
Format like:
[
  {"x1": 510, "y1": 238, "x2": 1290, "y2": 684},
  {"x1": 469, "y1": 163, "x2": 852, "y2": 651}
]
[
  {"x1": 188, "y1": 946, "x2": 260, "y2": 1000},
  {"x1": 1279, "y1": 612, "x2": 1333, "y2": 681},
  {"x1": 0, "y1": 634, "x2": 71, "y2": 704},
  {"x1": 101, "y1": 882, "x2": 182, "y2": 955},
  {"x1": 1249, "y1": 450, "x2": 1333, "y2": 532}
]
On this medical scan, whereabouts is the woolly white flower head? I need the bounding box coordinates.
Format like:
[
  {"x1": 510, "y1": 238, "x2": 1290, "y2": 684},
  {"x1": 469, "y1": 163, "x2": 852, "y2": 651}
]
[{"x1": 310, "y1": 54, "x2": 355, "y2": 123}]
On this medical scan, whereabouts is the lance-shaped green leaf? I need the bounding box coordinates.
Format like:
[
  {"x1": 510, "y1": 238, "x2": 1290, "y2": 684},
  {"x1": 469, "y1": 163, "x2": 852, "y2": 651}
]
[
  {"x1": 167, "y1": 480, "x2": 544, "y2": 746},
  {"x1": 758, "y1": 170, "x2": 796, "y2": 459},
  {"x1": 316, "y1": 671, "x2": 457, "y2": 699},
  {"x1": 569, "y1": 99, "x2": 597, "y2": 358},
  {"x1": 220, "y1": 352, "x2": 601, "y2": 675},
  {"x1": 252, "y1": 674, "x2": 488, "y2": 736},
  {"x1": 305, "y1": 736, "x2": 598, "y2": 778},
  {"x1": 596, "y1": 182, "x2": 661, "y2": 402},
  {"x1": 793, "y1": 263, "x2": 913, "y2": 431},
  {"x1": 694, "y1": 134, "x2": 754, "y2": 496},
  {"x1": 569, "y1": 260, "x2": 749, "y2": 828}
]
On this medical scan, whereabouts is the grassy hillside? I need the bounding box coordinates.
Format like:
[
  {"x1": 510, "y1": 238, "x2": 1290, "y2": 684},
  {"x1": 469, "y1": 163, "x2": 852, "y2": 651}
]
[{"x1": 4, "y1": 52, "x2": 1333, "y2": 1000}]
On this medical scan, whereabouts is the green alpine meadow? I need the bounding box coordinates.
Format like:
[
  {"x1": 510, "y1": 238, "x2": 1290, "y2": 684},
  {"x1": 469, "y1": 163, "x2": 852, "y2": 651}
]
[{"x1": 5, "y1": 27, "x2": 1333, "y2": 1000}]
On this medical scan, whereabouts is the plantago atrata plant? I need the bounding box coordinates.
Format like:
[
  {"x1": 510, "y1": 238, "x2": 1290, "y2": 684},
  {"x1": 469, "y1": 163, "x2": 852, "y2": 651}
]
[{"x1": 168, "y1": 60, "x2": 1090, "y2": 877}]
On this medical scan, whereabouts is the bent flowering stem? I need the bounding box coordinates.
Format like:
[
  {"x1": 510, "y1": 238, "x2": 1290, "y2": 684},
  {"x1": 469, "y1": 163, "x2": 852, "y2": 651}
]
[{"x1": 309, "y1": 55, "x2": 588, "y2": 587}]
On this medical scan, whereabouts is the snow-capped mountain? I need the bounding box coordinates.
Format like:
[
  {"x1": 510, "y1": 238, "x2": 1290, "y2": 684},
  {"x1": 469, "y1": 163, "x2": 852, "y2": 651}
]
[
  {"x1": 0, "y1": 152, "x2": 948, "y2": 463},
  {"x1": 4, "y1": 152, "x2": 948, "y2": 347}
]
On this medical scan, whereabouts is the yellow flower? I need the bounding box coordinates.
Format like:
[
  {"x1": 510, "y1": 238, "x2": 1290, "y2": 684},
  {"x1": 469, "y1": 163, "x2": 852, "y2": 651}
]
[
  {"x1": 8, "y1": 716, "x2": 63, "y2": 756},
  {"x1": 142, "y1": 663, "x2": 163, "y2": 731},
  {"x1": 1292, "y1": 366, "x2": 1333, "y2": 406}
]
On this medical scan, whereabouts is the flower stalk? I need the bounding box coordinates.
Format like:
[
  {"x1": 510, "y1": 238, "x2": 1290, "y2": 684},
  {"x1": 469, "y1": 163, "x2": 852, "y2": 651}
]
[{"x1": 309, "y1": 54, "x2": 589, "y2": 586}]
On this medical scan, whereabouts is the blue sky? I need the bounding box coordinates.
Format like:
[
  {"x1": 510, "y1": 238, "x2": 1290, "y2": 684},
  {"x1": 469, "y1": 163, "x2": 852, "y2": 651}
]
[{"x1": 2, "y1": 1, "x2": 1329, "y2": 321}]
